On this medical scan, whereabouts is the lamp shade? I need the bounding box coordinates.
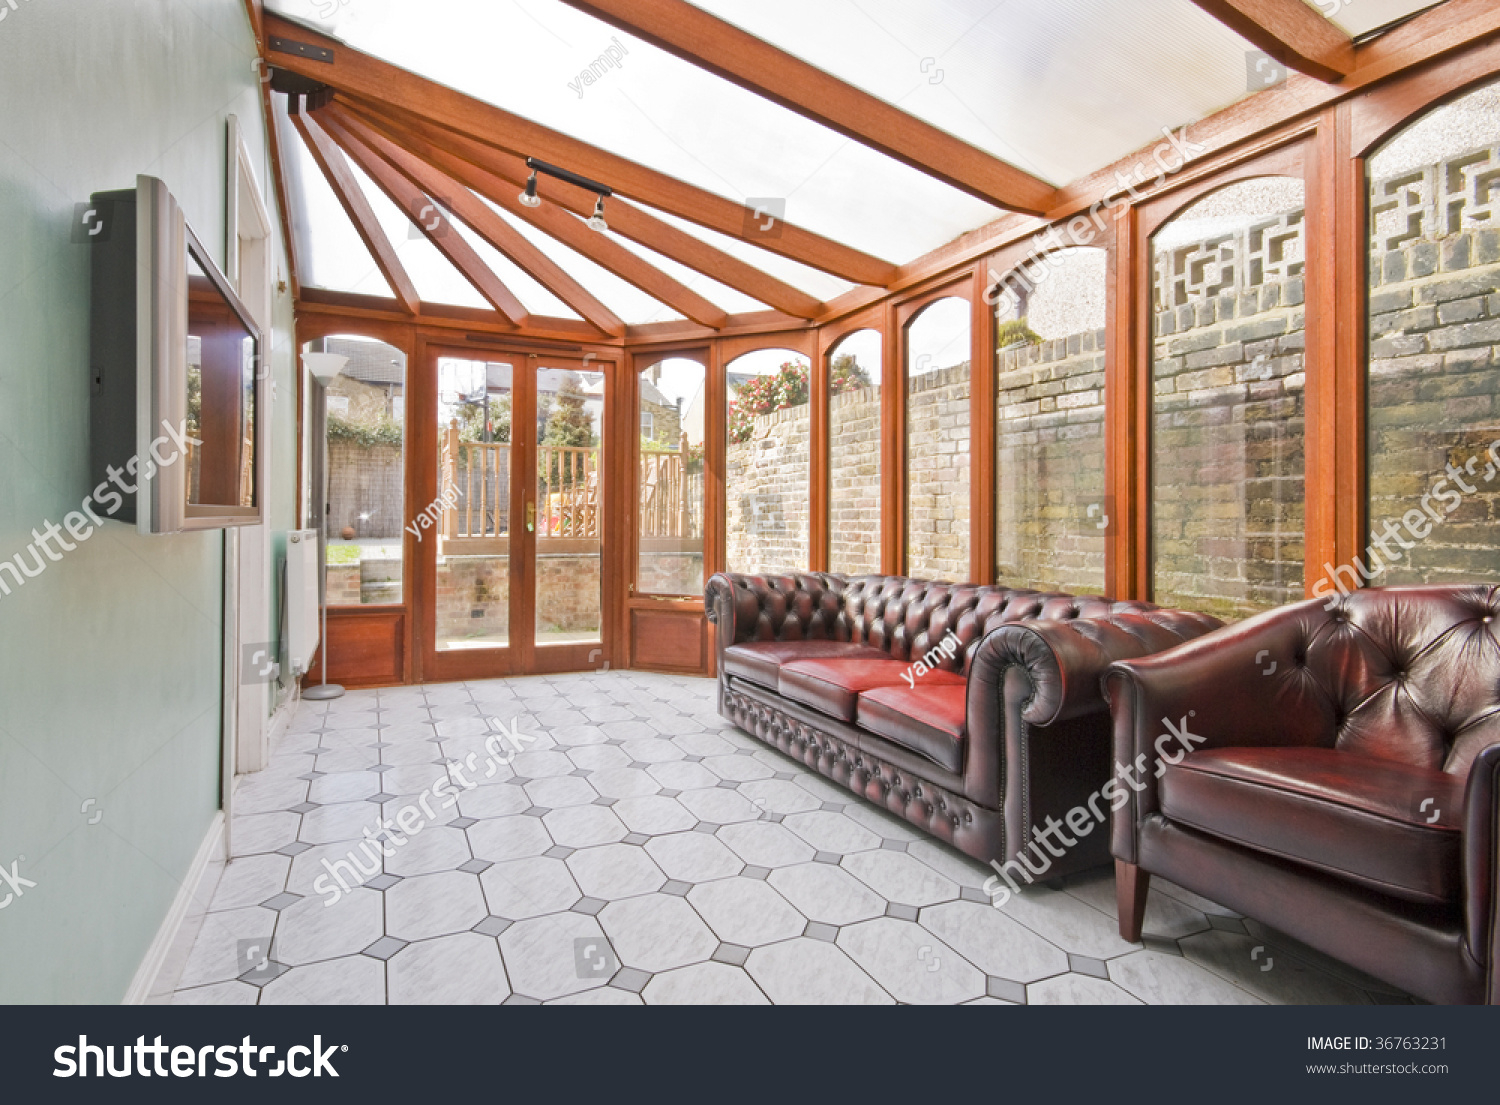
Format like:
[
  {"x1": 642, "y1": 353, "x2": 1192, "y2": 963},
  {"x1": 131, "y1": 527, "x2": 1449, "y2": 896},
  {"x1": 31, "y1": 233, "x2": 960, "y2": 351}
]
[{"x1": 302, "y1": 352, "x2": 349, "y2": 384}]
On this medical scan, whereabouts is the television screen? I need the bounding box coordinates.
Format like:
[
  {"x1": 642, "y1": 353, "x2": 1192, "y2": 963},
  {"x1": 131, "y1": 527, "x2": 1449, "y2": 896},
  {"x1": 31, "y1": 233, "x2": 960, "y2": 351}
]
[{"x1": 185, "y1": 244, "x2": 258, "y2": 514}]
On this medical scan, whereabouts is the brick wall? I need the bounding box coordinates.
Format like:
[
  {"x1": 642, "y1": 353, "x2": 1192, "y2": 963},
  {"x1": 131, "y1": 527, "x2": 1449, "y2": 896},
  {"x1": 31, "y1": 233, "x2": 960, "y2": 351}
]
[
  {"x1": 905, "y1": 364, "x2": 971, "y2": 579},
  {"x1": 829, "y1": 384, "x2": 881, "y2": 575},
  {"x1": 995, "y1": 330, "x2": 1108, "y2": 594},
  {"x1": 1367, "y1": 227, "x2": 1500, "y2": 585},
  {"x1": 433, "y1": 553, "x2": 604, "y2": 643},
  {"x1": 725, "y1": 403, "x2": 811, "y2": 573}
]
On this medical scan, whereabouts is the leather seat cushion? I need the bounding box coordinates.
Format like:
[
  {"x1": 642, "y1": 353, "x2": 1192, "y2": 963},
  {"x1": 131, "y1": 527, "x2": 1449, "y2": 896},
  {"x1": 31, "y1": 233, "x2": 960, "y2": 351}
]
[
  {"x1": 855, "y1": 683, "x2": 969, "y2": 774},
  {"x1": 1159, "y1": 746, "x2": 1466, "y2": 905},
  {"x1": 723, "y1": 640, "x2": 888, "y2": 690},
  {"x1": 778, "y1": 657, "x2": 931, "y2": 722}
]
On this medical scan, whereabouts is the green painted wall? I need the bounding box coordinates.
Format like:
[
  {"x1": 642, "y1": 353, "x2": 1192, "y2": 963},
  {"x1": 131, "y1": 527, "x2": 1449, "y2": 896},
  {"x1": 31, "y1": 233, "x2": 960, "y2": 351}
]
[{"x1": 0, "y1": 0, "x2": 296, "y2": 1002}]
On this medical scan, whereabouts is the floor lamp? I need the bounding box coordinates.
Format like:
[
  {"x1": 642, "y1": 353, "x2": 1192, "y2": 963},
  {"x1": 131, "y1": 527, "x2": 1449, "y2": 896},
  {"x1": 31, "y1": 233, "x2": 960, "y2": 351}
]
[{"x1": 302, "y1": 350, "x2": 349, "y2": 702}]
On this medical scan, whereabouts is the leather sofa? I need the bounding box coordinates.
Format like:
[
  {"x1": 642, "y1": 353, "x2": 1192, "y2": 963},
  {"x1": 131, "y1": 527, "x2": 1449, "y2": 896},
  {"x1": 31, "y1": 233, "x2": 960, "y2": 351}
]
[
  {"x1": 704, "y1": 572, "x2": 1221, "y2": 876},
  {"x1": 1105, "y1": 585, "x2": 1500, "y2": 1004}
]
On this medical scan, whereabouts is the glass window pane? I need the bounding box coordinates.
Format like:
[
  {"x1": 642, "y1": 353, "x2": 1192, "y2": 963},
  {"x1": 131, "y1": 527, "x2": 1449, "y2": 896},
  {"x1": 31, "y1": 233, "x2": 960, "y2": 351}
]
[
  {"x1": 828, "y1": 330, "x2": 882, "y2": 576},
  {"x1": 536, "y1": 364, "x2": 605, "y2": 644},
  {"x1": 906, "y1": 297, "x2": 970, "y2": 580},
  {"x1": 322, "y1": 336, "x2": 406, "y2": 606},
  {"x1": 1363, "y1": 78, "x2": 1500, "y2": 590},
  {"x1": 436, "y1": 356, "x2": 512, "y2": 649},
  {"x1": 726, "y1": 349, "x2": 811, "y2": 573},
  {"x1": 1151, "y1": 177, "x2": 1307, "y2": 619},
  {"x1": 994, "y1": 247, "x2": 1108, "y2": 592},
  {"x1": 638, "y1": 358, "x2": 705, "y2": 596}
]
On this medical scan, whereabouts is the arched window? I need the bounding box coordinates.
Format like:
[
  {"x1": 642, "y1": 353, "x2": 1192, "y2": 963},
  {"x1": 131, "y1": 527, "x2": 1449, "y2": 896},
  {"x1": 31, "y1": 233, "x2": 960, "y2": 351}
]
[
  {"x1": 1362, "y1": 77, "x2": 1500, "y2": 589},
  {"x1": 1150, "y1": 178, "x2": 1307, "y2": 618},
  {"x1": 637, "y1": 357, "x2": 706, "y2": 596},
  {"x1": 725, "y1": 349, "x2": 811, "y2": 574},
  {"x1": 307, "y1": 334, "x2": 407, "y2": 607},
  {"x1": 905, "y1": 298, "x2": 970, "y2": 579},
  {"x1": 993, "y1": 246, "x2": 1107, "y2": 592},
  {"x1": 827, "y1": 329, "x2": 882, "y2": 576}
]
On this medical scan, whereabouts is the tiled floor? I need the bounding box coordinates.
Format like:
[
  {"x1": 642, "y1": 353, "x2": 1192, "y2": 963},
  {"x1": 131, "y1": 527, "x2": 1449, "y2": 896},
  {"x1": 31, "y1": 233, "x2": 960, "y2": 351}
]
[{"x1": 171, "y1": 672, "x2": 1412, "y2": 1005}]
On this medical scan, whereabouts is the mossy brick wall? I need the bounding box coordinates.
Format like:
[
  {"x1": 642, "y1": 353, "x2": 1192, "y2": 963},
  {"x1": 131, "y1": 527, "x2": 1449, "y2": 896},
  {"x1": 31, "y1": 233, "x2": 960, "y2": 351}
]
[
  {"x1": 995, "y1": 329, "x2": 1108, "y2": 594},
  {"x1": 1366, "y1": 227, "x2": 1500, "y2": 585},
  {"x1": 725, "y1": 403, "x2": 811, "y2": 574},
  {"x1": 829, "y1": 384, "x2": 882, "y2": 575},
  {"x1": 1151, "y1": 275, "x2": 1308, "y2": 620},
  {"x1": 905, "y1": 364, "x2": 972, "y2": 580}
]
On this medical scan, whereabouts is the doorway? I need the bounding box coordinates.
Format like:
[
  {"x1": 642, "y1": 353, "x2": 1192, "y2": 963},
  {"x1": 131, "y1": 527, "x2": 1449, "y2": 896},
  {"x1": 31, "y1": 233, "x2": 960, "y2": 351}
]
[{"x1": 419, "y1": 345, "x2": 617, "y2": 680}]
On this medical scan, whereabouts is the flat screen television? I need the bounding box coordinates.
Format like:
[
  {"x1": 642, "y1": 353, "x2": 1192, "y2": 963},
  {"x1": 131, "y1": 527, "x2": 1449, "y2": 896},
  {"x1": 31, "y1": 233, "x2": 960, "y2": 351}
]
[{"x1": 90, "y1": 175, "x2": 265, "y2": 534}]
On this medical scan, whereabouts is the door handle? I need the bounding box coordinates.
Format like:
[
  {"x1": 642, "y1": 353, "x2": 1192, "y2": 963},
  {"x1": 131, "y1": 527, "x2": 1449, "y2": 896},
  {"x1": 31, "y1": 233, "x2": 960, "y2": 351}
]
[{"x1": 526, "y1": 500, "x2": 536, "y2": 533}]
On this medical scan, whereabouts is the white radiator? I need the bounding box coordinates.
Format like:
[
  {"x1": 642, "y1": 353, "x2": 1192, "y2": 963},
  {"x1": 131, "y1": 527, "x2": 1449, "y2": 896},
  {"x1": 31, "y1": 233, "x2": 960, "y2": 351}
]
[{"x1": 285, "y1": 529, "x2": 322, "y2": 676}]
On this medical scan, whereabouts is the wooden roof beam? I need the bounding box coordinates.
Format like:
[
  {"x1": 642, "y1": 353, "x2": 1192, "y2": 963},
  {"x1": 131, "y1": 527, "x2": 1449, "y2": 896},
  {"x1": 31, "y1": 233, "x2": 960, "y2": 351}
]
[
  {"x1": 344, "y1": 97, "x2": 825, "y2": 321},
  {"x1": 327, "y1": 102, "x2": 731, "y2": 329},
  {"x1": 314, "y1": 112, "x2": 528, "y2": 327},
  {"x1": 329, "y1": 103, "x2": 736, "y2": 328},
  {"x1": 289, "y1": 111, "x2": 419, "y2": 314},
  {"x1": 315, "y1": 107, "x2": 625, "y2": 336},
  {"x1": 1191, "y1": 0, "x2": 1355, "y2": 81},
  {"x1": 262, "y1": 11, "x2": 897, "y2": 287},
  {"x1": 557, "y1": 0, "x2": 1057, "y2": 215}
]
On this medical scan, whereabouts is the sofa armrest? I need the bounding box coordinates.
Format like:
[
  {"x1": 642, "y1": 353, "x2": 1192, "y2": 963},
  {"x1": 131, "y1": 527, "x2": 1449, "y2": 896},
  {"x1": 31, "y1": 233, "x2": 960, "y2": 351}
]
[
  {"x1": 1463, "y1": 742, "x2": 1500, "y2": 987},
  {"x1": 704, "y1": 572, "x2": 847, "y2": 651},
  {"x1": 1102, "y1": 597, "x2": 1339, "y2": 863},
  {"x1": 968, "y1": 609, "x2": 1224, "y2": 728}
]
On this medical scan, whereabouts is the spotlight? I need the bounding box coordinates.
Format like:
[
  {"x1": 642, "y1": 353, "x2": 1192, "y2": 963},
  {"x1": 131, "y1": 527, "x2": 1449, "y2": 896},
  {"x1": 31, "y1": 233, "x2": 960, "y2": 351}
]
[
  {"x1": 519, "y1": 171, "x2": 541, "y2": 208},
  {"x1": 588, "y1": 194, "x2": 608, "y2": 232}
]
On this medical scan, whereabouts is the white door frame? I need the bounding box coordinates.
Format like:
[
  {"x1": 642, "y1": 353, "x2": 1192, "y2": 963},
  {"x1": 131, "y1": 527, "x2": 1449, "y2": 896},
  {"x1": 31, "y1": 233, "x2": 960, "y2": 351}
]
[{"x1": 225, "y1": 115, "x2": 275, "y2": 808}]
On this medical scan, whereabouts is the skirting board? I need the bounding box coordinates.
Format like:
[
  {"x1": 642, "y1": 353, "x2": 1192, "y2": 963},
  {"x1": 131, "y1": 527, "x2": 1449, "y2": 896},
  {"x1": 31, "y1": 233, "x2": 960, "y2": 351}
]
[{"x1": 122, "y1": 810, "x2": 227, "y2": 1005}]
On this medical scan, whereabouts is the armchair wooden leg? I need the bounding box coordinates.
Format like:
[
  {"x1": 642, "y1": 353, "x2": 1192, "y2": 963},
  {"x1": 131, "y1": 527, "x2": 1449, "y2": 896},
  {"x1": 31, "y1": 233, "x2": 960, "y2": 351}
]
[{"x1": 1116, "y1": 859, "x2": 1149, "y2": 942}]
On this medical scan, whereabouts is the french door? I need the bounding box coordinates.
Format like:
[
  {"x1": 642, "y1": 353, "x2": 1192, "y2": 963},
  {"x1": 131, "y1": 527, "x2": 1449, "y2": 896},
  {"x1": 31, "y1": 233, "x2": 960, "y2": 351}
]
[{"x1": 418, "y1": 345, "x2": 616, "y2": 680}]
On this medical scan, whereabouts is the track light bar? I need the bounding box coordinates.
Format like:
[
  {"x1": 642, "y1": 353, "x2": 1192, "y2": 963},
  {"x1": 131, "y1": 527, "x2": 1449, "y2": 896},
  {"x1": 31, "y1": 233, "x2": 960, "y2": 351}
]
[{"x1": 525, "y1": 157, "x2": 612, "y2": 198}]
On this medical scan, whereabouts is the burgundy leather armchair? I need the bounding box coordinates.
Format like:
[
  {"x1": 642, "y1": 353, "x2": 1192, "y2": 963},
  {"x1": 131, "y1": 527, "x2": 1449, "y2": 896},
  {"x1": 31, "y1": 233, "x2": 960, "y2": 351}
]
[
  {"x1": 706, "y1": 572, "x2": 1221, "y2": 876},
  {"x1": 1105, "y1": 585, "x2": 1500, "y2": 1004}
]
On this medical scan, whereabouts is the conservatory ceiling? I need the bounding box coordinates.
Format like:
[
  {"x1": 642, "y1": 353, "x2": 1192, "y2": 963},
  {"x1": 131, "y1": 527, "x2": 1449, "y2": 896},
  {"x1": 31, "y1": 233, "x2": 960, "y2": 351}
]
[{"x1": 261, "y1": 0, "x2": 1446, "y2": 331}]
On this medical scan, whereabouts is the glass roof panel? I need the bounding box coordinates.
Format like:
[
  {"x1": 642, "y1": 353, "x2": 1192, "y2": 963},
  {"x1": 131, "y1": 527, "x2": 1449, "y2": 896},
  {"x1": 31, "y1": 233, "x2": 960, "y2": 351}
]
[
  {"x1": 1326, "y1": 0, "x2": 1443, "y2": 38},
  {"x1": 683, "y1": 0, "x2": 1262, "y2": 185},
  {"x1": 266, "y1": 0, "x2": 1000, "y2": 263}
]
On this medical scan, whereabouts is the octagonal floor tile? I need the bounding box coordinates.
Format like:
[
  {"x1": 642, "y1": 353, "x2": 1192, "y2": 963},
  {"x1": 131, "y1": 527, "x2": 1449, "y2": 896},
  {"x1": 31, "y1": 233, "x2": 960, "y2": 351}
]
[
  {"x1": 385, "y1": 870, "x2": 489, "y2": 942},
  {"x1": 767, "y1": 863, "x2": 887, "y2": 927},
  {"x1": 642, "y1": 962, "x2": 769, "y2": 1005},
  {"x1": 599, "y1": 895, "x2": 718, "y2": 973},
  {"x1": 481, "y1": 856, "x2": 582, "y2": 919},
  {"x1": 687, "y1": 879, "x2": 805, "y2": 947},
  {"x1": 918, "y1": 900, "x2": 1070, "y2": 983},
  {"x1": 837, "y1": 917, "x2": 986, "y2": 1005},
  {"x1": 567, "y1": 844, "x2": 666, "y2": 900},
  {"x1": 744, "y1": 939, "x2": 892, "y2": 1005},
  {"x1": 841, "y1": 849, "x2": 958, "y2": 908},
  {"x1": 644, "y1": 832, "x2": 744, "y2": 883},
  {"x1": 388, "y1": 932, "x2": 510, "y2": 1004}
]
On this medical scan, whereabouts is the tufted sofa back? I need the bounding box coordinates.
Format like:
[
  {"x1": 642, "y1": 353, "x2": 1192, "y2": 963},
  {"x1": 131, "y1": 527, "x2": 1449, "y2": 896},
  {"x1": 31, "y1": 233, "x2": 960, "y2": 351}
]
[
  {"x1": 706, "y1": 572, "x2": 1168, "y2": 674},
  {"x1": 1230, "y1": 585, "x2": 1500, "y2": 776}
]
